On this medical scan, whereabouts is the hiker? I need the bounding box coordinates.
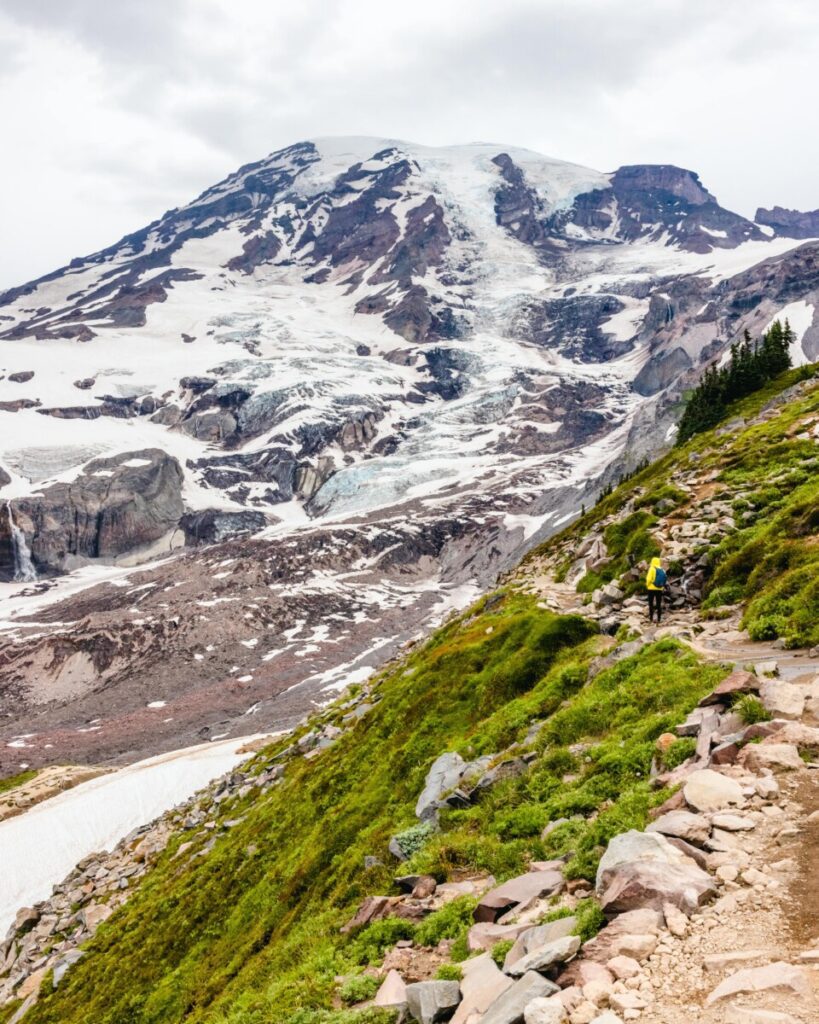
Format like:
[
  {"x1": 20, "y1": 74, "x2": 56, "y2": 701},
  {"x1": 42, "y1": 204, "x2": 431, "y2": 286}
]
[{"x1": 646, "y1": 556, "x2": 667, "y2": 623}]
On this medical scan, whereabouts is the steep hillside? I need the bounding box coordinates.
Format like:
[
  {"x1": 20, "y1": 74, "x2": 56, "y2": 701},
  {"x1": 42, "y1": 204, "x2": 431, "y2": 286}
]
[
  {"x1": 3, "y1": 366, "x2": 816, "y2": 1024},
  {"x1": 2, "y1": 138, "x2": 819, "y2": 772}
]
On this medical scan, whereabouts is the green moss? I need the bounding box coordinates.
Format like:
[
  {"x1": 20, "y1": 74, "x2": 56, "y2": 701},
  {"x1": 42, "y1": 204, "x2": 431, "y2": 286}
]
[
  {"x1": 435, "y1": 964, "x2": 463, "y2": 982},
  {"x1": 734, "y1": 695, "x2": 771, "y2": 726},
  {"x1": 490, "y1": 940, "x2": 514, "y2": 967},
  {"x1": 660, "y1": 737, "x2": 697, "y2": 771},
  {"x1": 0, "y1": 769, "x2": 37, "y2": 794},
  {"x1": 338, "y1": 975, "x2": 379, "y2": 1006}
]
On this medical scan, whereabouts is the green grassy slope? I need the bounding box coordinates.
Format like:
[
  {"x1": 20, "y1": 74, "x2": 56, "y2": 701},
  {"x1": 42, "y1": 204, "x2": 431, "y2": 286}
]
[
  {"x1": 20, "y1": 603, "x2": 723, "y2": 1024},
  {"x1": 15, "y1": 366, "x2": 817, "y2": 1024}
]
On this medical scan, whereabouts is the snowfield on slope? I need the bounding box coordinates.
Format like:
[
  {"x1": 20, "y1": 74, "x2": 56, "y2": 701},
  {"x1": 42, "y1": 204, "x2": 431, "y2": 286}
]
[{"x1": 0, "y1": 736, "x2": 267, "y2": 934}]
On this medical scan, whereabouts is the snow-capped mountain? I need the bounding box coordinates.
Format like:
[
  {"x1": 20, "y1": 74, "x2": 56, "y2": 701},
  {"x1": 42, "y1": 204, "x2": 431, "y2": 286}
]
[{"x1": 1, "y1": 137, "x2": 817, "y2": 771}]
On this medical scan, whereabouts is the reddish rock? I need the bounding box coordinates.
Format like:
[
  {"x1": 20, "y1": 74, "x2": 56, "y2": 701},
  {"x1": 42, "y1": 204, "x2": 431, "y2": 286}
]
[
  {"x1": 698, "y1": 670, "x2": 759, "y2": 706},
  {"x1": 474, "y1": 870, "x2": 564, "y2": 924}
]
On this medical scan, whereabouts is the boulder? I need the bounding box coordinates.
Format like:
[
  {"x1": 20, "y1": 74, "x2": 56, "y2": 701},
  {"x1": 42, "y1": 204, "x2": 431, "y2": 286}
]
[
  {"x1": 416, "y1": 753, "x2": 467, "y2": 822},
  {"x1": 451, "y1": 953, "x2": 512, "y2": 1024},
  {"x1": 481, "y1": 971, "x2": 560, "y2": 1024},
  {"x1": 759, "y1": 681, "x2": 805, "y2": 719},
  {"x1": 595, "y1": 830, "x2": 696, "y2": 888},
  {"x1": 646, "y1": 810, "x2": 711, "y2": 845},
  {"x1": 596, "y1": 831, "x2": 716, "y2": 917},
  {"x1": 664, "y1": 835, "x2": 709, "y2": 869},
  {"x1": 739, "y1": 743, "x2": 804, "y2": 772},
  {"x1": 705, "y1": 961, "x2": 810, "y2": 1005},
  {"x1": 406, "y1": 980, "x2": 462, "y2": 1023},
  {"x1": 575, "y1": 909, "x2": 663, "y2": 966},
  {"x1": 504, "y1": 919, "x2": 577, "y2": 971},
  {"x1": 683, "y1": 769, "x2": 744, "y2": 812},
  {"x1": 82, "y1": 903, "x2": 113, "y2": 930},
  {"x1": 505, "y1": 936, "x2": 581, "y2": 977},
  {"x1": 698, "y1": 670, "x2": 758, "y2": 706},
  {"x1": 523, "y1": 996, "x2": 569, "y2": 1023},
  {"x1": 761, "y1": 722, "x2": 819, "y2": 750},
  {"x1": 475, "y1": 871, "x2": 565, "y2": 924},
  {"x1": 375, "y1": 969, "x2": 408, "y2": 1009}
]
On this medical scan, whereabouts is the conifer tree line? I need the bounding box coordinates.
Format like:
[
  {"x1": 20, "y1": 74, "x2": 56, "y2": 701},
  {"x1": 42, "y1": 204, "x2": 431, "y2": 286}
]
[{"x1": 676, "y1": 318, "x2": 794, "y2": 443}]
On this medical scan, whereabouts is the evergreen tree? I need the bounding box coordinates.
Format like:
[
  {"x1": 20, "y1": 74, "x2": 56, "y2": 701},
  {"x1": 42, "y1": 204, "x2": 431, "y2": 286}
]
[{"x1": 676, "y1": 319, "x2": 792, "y2": 445}]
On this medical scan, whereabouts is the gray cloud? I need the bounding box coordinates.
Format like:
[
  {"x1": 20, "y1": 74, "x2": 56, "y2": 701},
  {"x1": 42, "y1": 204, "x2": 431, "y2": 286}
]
[{"x1": 1, "y1": 0, "x2": 818, "y2": 286}]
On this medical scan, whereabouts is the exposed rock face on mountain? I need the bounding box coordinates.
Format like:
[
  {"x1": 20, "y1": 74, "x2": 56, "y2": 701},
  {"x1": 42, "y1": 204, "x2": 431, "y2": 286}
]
[
  {"x1": 0, "y1": 137, "x2": 817, "y2": 768},
  {"x1": 756, "y1": 205, "x2": 819, "y2": 239},
  {"x1": 0, "y1": 451, "x2": 184, "y2": 578}
]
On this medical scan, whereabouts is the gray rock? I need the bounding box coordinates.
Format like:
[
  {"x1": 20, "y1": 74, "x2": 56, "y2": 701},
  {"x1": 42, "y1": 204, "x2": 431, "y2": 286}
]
[
  {"x1": 481, "y1": 970, "x2": 559, "y2": 1024},
  {"x1": 52, "y1": 949, "x2": 85, "y2": 988},
  {"x1": 505, "y1": 934, "x2": 581, "y2": 977},
  {"x1": 415, "y1": 752, "x2": 467, "y2": 822},
  {"x1": 503, "y1": 918, "x2": 577, "y2": 971},
  {"x1": 405, "y1": 979, "x2": 461, "y2": 1023},
  {"x1": 646, "y1": 810, "x2": 711, "y2": 846}
]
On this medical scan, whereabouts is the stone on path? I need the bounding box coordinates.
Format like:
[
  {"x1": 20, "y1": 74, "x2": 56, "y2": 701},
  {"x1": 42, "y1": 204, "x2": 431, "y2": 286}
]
[
  {"x1": 405, "y1": 979, "x2": 462, "y2": 1023},
  {"x1": 725, "y1": 1009, "x2": 797, "y2": 1024},
  {"x1": 481, "y1": 970, "x2": 559, "y2": 1024},
  {"x1": 705, "y1": 961, "x2": 810, "y2": 1005},
  {"x1": 523, "y1": 996, "x2": 568, "y2": 1024},
  {"x1": 606, "y1": 955, "x2": 641, "y2": 980},
  {"x1": 662, "y1": 901, "x2": 688, "y2": 936},
  {"x1": 710, "y1": 812, "x2": 756, "y2": 832},
  {"x1": 646, "y1": 810, "x2": 711, "y2": 845},
  {"x1": 703, "y1": 950, "x2": 772, "y2": 971},
  {"x1": 739, "y1": 743, "x2": 804, "y2": 772},
  {"x1": 683, "y1": 769, "x2": 744, "y2": 812}
]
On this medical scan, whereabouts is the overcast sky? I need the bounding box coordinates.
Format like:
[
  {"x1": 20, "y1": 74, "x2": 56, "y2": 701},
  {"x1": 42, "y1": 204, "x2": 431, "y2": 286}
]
[{"x1": 1, "y1": 0, "x2": 818, "y2": 287}]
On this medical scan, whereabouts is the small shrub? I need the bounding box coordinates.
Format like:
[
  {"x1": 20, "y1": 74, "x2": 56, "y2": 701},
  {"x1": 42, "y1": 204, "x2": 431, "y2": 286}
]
[
  {"x1": 490, "y1": 939, "x2": 514, "y2": 967},
  {"x1": 414, "y1": 896, "x2": 477, "y2": 948},
  {"x1": 571, "y1": 897, "x2": 606, "y2": 943},
  {"x1": 339, "y1": 974, "x2": 380, "y2": 1005},
  {"x1": 347, "y1": 919, "x2": 416, "y2": 966},
  {"x1": 435, "y1": 964, "x2": 463, "y2": 982},
  {"x1": 661, "y1": 737, "x2": 697, "y2": 771},
  {"x1": 734, "y1": 695, "x2": 771, "y2": 725},
  {"x1": 390, "y1": 822, "x2": 435, "y2": 860}
]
